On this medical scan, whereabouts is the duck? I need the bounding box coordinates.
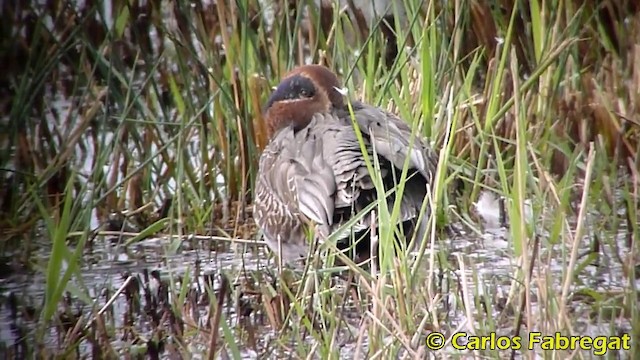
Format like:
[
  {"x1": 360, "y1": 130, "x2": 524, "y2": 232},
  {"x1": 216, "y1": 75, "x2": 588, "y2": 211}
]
[{"x1": 253, "y1": 64, "x2": 438, "y2": 264}]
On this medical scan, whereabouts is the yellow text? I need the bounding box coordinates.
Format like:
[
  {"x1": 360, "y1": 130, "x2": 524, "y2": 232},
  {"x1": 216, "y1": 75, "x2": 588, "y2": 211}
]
[{"x1": 528, "y1": 332, "x2": 630, "y2": 356}]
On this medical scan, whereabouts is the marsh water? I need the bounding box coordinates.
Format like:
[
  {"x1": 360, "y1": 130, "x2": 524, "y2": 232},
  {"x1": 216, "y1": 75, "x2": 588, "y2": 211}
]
[
  {"x1": 2, "y1": 1, "x2": 639, "y2": 358},
  {"x1": 1, "y1": 201, "x2": 637, "y2": 358}
]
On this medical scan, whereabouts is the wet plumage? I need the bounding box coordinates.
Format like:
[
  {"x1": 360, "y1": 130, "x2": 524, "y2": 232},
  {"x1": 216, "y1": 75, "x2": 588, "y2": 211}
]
[{"x1": 253, "y1": 65, "x2": 438, "y2": 263}]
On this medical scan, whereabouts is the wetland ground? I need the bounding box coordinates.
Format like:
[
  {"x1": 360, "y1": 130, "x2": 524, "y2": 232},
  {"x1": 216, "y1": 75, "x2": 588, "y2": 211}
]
[{"x1": 1, "y1": 0, "x2": 639, "y2": 358}]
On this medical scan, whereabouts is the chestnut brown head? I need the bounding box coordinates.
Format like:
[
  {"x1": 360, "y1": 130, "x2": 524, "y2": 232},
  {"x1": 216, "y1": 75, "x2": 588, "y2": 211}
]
[{"x1": 264, "y1": 65, "x2": 345, "y2": 138}]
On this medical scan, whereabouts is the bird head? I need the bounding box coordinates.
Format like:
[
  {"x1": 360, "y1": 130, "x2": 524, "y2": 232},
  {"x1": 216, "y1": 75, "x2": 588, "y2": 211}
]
[{"x1": 263, "y1": 65, "x2": 345, "y2": 138}]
